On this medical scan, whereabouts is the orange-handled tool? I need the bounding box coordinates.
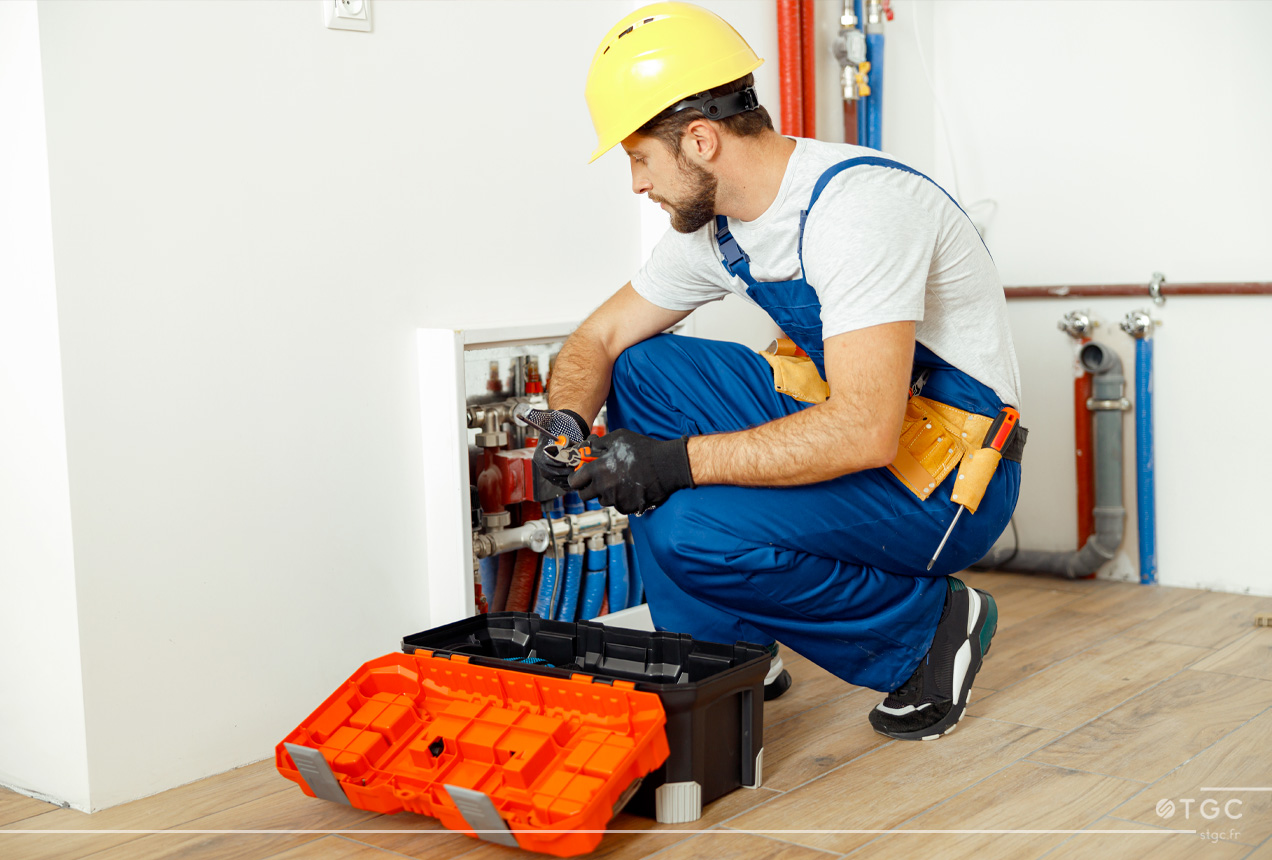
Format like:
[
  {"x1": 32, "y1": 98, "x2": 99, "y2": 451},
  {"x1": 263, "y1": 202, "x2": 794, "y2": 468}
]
[
  {"x1": 551, "y1": 436, "x2": 595, "y2": 470},
  {"x1": 926, "y1": 407, "x2": 1020, "y2": 571}
]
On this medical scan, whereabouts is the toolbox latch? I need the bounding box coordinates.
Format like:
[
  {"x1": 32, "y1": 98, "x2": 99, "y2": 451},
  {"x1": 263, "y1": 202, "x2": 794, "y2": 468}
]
[
  {"x1": 284, "y1": 743, "x2": 351, "y2": 807},
  {"x1": 444, "y1": 784, "x2": 519, "y2": 848}
]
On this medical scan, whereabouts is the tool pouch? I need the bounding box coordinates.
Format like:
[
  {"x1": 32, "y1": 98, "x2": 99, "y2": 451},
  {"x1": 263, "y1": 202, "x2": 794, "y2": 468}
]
[
  {"x1": 756, "y1": 344, "x2": 829, "y2": 405},
  {"x1": 887, "y1": 396, "x2": 995, "y2": 504},
  {"x1": 757, "y1": 348, "x2": 1015, "y2": 511}
]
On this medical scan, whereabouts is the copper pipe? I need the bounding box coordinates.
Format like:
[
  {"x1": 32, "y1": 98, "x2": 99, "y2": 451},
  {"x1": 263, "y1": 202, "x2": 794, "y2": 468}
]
[{"x1": 1005, "y1": 283, "x2": 1272, "y2": 299}]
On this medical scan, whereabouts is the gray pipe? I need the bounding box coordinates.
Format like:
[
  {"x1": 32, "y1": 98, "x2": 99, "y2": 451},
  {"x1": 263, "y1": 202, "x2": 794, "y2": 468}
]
[
  {"x1": 973, "y1": 341, "x2": 1128, "y2": 578},
  {"x1": 473, "y1": 508, "x2": 629, "y2": 560}
]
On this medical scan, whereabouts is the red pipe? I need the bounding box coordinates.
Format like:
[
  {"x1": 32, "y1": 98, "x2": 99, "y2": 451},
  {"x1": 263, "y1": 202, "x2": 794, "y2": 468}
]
[
  {"x1": 505, "y1": 547, "x2": 539, "y2": 613},
  {"x1": 1073, "y1": 338, "x2": 1095, "y2": 554},
  {"x1": 843, "y1": 94, "x2": 858, "y2": 145},
  {"x1": 1005, "y1": 282, "x2": 1272, "y2": 299},
  {"x1": 800, "y1": 0, "x2": 817, "y2": 138},
  {"x1": 777, "y1": 0, "x2": 804, "y2": 136}
]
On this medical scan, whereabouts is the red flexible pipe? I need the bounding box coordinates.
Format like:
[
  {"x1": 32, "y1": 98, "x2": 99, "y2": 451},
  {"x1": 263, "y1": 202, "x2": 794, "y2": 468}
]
[
  {"x1": 1073, "y1": 339, "x2": 1095, "y2": 555},
  {"x1": 505, "y1": 547, "x2": 539, "y2": 613},
  {"x1": 777, "y1": 0, "x2": 804, "y2": 136},
  {"x1": 800, "y1": 0, "x2": 817, "y2": 138}
]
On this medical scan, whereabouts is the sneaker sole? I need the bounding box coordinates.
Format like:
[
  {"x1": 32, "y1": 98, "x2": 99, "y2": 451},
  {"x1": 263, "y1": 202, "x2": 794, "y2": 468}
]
[{"x1": 885, "y1": 587, "x2": 998, "y2": 741}]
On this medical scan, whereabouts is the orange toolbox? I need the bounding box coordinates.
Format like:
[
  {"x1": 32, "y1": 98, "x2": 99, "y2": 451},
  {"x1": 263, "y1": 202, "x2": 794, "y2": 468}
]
[{"x1": 276, "y1": 649, "x2": 669, "y2": 857}]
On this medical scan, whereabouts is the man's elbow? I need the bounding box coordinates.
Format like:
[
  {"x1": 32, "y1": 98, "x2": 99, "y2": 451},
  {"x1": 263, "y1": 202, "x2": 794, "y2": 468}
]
[{"x1": 859, "y1": 432, "x2": 898, "y2": 471}]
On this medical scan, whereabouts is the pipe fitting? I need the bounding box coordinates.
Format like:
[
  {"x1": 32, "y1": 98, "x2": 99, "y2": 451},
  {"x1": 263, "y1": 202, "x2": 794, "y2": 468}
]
[
  {"x1": 1058, "y1": 311, "x2": 1095, "y2": 340},
  {"x1": 1079, "y1": 341, "x2": 1118, "y2": 376},
  {"x1": 1087, "y1": 398, "x2": 1133, "y2": 412},
  {"x1": 1148, "y1": 272, "x2": 1166, "y2": 306},
  {"x1": 482, "y1": 511, "x2": 511, "y2": 531},
  {"x1": 1120, "y1": 310, "x2": 1154, "y2": 339}
]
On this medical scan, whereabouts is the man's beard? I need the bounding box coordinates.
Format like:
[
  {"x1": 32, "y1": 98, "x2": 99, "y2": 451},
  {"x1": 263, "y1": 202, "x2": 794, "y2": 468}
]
[{"x1": 654, "y1": 159, "x2": 718, "y2": 234}]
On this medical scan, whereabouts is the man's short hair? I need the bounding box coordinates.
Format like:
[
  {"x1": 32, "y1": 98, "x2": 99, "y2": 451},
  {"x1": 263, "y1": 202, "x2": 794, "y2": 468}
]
[{"x1": 637, "y1": 73, "x2": 774, "y2": 156}]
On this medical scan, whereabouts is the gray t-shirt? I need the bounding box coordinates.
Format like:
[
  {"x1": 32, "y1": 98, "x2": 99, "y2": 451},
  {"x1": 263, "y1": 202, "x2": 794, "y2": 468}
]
[{"x1": 632, "y1": 138, "x2": 1022, "y2": 408}]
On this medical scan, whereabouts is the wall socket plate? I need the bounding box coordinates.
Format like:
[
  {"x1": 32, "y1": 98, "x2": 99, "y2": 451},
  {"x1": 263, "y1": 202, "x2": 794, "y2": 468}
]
[{"x1": 323, "y1": 0, "x2": 371, "y2": 32}]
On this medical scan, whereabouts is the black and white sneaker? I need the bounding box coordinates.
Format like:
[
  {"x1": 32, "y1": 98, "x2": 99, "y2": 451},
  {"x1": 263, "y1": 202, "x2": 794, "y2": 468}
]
[
  {"x1": 867, "y1": 578, "x2": 997, "y2": 741},
  {"x1": 764, "y1": 643, "x2": 792, "y2": 701}
]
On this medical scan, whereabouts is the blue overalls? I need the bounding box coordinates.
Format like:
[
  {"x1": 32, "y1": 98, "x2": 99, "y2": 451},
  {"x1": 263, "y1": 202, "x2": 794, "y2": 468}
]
[{"x1": 606, "y1": 157, "x2": 1021, "y2": 692}]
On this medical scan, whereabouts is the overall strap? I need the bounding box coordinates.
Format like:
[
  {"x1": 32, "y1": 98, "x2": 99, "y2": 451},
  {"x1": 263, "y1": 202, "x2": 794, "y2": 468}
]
[
  {"x1": 797, "y1": 156, "x2": 991, "y2": 273},
  {"x1": 714, "y1": 215, "x2": 757, "y2": 285}
]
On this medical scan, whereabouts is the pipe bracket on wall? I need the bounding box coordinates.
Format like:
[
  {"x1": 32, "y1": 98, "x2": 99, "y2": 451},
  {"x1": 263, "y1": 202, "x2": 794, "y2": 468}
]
[{"x1": 1148, "y1": 272, "x2": 1166, "y2": 306}]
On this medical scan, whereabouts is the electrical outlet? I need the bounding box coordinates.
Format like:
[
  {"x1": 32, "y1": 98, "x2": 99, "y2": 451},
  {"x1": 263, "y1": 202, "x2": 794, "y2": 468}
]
[{"x1": 323, "y1": 0, "x2": 370, "y2": 32}]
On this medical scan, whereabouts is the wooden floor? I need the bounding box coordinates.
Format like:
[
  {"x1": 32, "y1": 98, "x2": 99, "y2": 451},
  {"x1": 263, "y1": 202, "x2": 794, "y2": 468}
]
[{"x1": 5, "y1": 572, "x2": 1272, "y2": 860}]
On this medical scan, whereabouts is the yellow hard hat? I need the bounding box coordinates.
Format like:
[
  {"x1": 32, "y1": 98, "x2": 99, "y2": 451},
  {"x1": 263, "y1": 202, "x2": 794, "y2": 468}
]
[{"x1": 585, "y1": 2, "x2": 764, "y2": 163}]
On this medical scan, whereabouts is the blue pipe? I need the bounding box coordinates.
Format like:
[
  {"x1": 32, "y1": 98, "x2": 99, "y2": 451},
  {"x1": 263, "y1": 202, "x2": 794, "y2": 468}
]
[
  {"x1": 564, "y1": 492, "x2": 584, "y2": 516},
  {"x1": 584, "y1": 498, "x2": 603, "y2": 512},
  {"x1": 557, "y1": 542, "x2": 585, "y2": 622},
  {"x1": 865, "y1": 33, "x2": 884, "y2": 149},
  {"x1": 581, "y1": 538, "x2": 608, "y2": 620},
  {"x1": 606, "y1": 533, "x2": 629, "y2": 614},
  {"x1": 1134, "y1": 336, "x2": 1157, "y2": 584},
  {"x1": 855, "y1": 0, "x2": 867, "y2": 146},
  {"x1": 532, "y1": 550, "x2": 559, "y2": 620}
]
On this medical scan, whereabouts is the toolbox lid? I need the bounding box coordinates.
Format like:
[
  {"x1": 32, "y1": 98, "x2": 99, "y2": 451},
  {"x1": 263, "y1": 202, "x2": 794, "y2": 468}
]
[{"x1": 277, "y1": 649, "x2": 669, "y2": 857}]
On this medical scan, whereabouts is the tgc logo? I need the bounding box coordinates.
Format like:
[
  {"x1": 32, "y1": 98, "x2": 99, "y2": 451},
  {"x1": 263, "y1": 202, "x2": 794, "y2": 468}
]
[{"x1": 1156, "y1": 797, "x2": 1243, "y2": 820}]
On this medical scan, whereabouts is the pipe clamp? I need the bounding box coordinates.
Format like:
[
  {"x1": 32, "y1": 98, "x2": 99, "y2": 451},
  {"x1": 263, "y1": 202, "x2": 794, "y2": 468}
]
[{"x1": 1087, "y1": 398, "x2": 1133, "y2": 412}]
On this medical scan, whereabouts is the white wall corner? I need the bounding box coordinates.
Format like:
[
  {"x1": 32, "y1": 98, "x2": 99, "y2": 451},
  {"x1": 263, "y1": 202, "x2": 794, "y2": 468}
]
[{"x1": 0, "y1": 0, "x2": 91, "y2": 811}]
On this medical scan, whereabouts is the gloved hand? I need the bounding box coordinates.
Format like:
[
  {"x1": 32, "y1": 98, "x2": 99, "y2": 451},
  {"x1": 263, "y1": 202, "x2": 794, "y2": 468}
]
[
  {"x1": 568, "y1": 429, "x2": 695, "y2": 515},
  {"x1": 531, "y1": 408, "x2": 591, "y2": 490}
]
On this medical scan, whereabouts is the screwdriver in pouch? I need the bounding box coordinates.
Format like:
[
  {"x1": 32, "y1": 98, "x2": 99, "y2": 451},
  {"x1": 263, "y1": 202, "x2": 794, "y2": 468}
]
[{"x1": 926, "y1": 406, "x2": 1020, "y2": 571}]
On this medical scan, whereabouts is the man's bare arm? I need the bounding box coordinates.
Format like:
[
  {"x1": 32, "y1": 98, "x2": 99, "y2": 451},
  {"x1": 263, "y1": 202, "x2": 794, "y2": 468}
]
[
  {"x1": 548, "y1": 283, "x2": 690, "y2": 424},
  {"x1": 687, "y1": 321, "x2": 914, "y2": 486}
]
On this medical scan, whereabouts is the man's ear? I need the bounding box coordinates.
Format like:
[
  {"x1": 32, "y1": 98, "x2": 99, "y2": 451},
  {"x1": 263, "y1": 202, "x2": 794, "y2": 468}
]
[{"x1": 681, "y1": 119, "x2": 720, "y2": 162}]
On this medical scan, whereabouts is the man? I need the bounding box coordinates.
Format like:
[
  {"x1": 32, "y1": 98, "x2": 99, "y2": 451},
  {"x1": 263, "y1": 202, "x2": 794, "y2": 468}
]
[{"x1": 535, "y1": 2, "x2": 1024, "y2": 741}]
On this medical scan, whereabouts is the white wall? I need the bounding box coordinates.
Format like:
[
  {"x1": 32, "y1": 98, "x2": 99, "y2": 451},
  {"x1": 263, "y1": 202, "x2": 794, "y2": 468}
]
[
  {"x1": 901, "y1": 0, "x2": 1272, "y2": 593},
  {"x1": 26, "y1": 0, "x2": 641, "y2": 810},
  {"x1": 0, "y1": 1, "x2": 92, "y2": 809}
]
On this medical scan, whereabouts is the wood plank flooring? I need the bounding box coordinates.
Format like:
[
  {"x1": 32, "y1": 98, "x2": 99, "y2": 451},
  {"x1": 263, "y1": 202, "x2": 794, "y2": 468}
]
[{"x1": 4, "y1": 573, "x2": 1271, "y2": 859}]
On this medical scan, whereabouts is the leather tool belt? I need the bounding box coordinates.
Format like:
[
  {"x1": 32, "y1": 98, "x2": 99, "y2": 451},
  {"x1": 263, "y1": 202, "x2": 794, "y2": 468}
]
[{"x1": 758, "y1": 342, "x2": 1026, "y2": 510}]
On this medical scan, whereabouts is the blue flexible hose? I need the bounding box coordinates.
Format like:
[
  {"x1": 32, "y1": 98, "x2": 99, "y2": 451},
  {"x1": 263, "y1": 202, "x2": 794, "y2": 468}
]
[
  {"x1": 564, "y1": 492, "x2": 584, "y2": 516},
  {"x1": 557, "y1": 543, "x2": 585, "y2": 622},
  {"x1": 1135, "y1": 337, "x2": 1157, "y2": 584},
  {"x1": 581, "y1": 544, "x2": 607, "y2": 620},
  {"x1": 865, "y1": 33, "x2": 884, "y2": 149},
  {"x1": 532, "y1": 551, "x2": 559, "y2": 620},
  {"x1": 606, "y1": 535, "x2": 629, "y2": 614},
  {"x1": 584, "y1": 498, "x2": 603, "y2": 512},
  {"x1": 855, "y1": 0, "x2": 867, "y2": 146}
]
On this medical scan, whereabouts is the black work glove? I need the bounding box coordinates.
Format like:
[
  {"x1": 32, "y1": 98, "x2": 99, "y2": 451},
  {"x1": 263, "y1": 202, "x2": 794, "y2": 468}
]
[
  {"x1": 531, "y1": 408, "x2": 591, "y2": 490},
  {"x1": 568, "y1": 429, "x2": 695, "y2": 515}
]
